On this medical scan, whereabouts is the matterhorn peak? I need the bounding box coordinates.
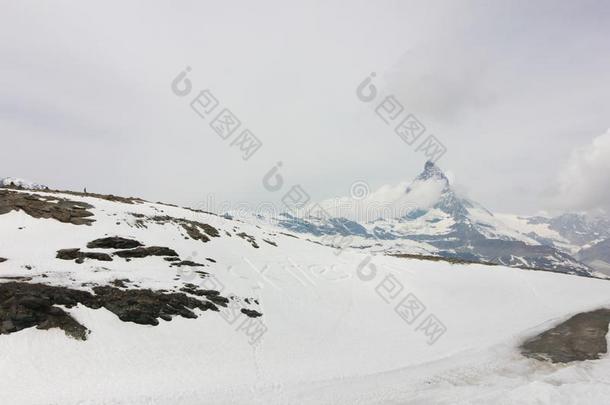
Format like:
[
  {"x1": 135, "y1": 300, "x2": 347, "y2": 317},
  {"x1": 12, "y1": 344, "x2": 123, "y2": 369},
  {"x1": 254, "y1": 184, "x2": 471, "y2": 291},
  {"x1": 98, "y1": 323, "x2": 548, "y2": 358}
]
[{"x1": 415, "y1": 161, "x2": 449, "y2": 183}]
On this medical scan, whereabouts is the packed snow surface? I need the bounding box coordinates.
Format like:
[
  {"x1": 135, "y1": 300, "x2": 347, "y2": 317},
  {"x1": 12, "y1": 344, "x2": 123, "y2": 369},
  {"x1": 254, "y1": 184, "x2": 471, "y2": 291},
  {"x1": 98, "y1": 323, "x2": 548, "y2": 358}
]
[{"x1": 1, "y1": 189, "x2": 610, "y2": 404}]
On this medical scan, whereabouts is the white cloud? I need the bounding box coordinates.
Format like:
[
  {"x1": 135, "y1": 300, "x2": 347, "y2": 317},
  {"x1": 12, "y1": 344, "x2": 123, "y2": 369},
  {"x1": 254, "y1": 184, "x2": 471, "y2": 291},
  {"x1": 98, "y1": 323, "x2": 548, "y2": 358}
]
[{"x1": 557, "y1": 129, "x2": 610, "y2": 213}]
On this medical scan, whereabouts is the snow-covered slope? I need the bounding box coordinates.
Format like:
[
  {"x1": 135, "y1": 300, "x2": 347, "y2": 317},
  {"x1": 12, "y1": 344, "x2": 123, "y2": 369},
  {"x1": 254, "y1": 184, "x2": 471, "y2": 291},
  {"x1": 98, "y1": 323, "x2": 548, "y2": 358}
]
[
  {"x1": 2, "y1": 187, "x2": 610, "y2": 404},
  {"x1": 497, "y1": 212, "x2": 610, "y2": 272}
]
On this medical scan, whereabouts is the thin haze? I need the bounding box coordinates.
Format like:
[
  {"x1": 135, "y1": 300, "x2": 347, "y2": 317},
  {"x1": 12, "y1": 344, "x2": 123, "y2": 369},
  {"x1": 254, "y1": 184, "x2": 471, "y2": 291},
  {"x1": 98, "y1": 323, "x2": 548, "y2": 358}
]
[{"x1": 1, "y1": 0, "x2": 609, "y2": 215}]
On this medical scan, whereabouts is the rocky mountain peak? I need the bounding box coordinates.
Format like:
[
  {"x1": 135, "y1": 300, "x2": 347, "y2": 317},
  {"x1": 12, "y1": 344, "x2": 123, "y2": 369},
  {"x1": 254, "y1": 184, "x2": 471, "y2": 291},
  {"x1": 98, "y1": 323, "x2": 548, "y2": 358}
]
[
  {"x1": 416, "y1": 161, "x2": 448, "y2": 183},
  {"x1": 404, "y1": 161, "x2": 465, "y2": 217}
]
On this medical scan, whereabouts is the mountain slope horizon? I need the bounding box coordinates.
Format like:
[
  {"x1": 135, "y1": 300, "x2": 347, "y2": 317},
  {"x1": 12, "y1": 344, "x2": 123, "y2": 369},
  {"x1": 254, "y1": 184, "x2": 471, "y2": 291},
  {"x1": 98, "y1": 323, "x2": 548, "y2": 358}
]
[
  {"x1": 271, "y1": 161, "x2": 601, "y2": 277},
  {"x1": 3, "y1": 164, "x2": 606, "y2": 277}
]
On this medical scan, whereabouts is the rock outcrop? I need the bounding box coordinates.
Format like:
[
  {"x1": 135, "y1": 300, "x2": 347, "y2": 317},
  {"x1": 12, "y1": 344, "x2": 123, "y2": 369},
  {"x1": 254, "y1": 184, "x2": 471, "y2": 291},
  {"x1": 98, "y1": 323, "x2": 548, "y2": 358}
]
[
  {"x1": 56, "y1": 248, "x2": 113, "y2": 263},
  {"x1": 521, "y1": 308, "x2": 610, "y2": 363},
  {"x1": 114, "y1": 246, "x2": 179, "y2": 259},
  {"x1": 86, "y1": 237, "x2": 143, "y2": 250},
  {"x1": 0, "y1": 282, "x2": 242, "y2": 340},
  {"x1": 0, "y1": 189, "x2": 95, "y2": 225}
]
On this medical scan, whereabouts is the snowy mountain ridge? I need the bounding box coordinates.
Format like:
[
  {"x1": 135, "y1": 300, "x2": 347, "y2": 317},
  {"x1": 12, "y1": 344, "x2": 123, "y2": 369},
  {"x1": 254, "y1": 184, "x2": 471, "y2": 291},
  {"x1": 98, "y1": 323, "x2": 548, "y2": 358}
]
[
  {"x1": 4, "y1": 163, "x2": 606, "y2": 277},
  {"x1": 0, "y1": 177, "x2": 49, "y2": 190},
  {"x1": 265, "y1": 161, "x2": 600, "y2": 277}
]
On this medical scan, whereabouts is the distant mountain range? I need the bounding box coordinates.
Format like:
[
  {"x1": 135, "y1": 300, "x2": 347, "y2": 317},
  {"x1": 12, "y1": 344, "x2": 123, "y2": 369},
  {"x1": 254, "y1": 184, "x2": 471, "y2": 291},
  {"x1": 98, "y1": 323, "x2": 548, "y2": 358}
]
[
  {"x1": 264, "y1": 161, "x2": 609, "y2": 277},
  {"x1": 4, "y1": 168, "x2": 608, "y2": 278},
  {"x1": 0, "y1": 177, "x2": 48, "y2": 191},
  {"x1": 497, "y1": 212, "x2": 610, "y2": 273}
]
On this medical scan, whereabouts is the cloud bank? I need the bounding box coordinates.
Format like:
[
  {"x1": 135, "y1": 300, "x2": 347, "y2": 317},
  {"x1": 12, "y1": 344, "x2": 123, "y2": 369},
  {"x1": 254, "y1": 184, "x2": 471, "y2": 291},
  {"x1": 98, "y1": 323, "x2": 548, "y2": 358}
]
[{"x1": 557, "y1": 130, "x2": 610, "y2": 213}]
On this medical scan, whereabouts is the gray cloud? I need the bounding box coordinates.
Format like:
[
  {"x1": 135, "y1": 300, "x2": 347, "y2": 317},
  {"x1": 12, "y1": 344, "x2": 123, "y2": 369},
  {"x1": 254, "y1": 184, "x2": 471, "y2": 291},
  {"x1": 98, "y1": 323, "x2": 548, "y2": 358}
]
[{"x1": 0, "y1": 1, "x2": 609, "y2": 215}]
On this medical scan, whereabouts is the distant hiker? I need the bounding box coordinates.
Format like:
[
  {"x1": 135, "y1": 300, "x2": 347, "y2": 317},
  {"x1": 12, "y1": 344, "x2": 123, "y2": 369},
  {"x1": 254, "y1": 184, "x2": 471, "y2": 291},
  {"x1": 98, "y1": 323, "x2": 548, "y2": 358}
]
[{"x1": 84, "y1": 187, "x2": 87, "y2": 193}]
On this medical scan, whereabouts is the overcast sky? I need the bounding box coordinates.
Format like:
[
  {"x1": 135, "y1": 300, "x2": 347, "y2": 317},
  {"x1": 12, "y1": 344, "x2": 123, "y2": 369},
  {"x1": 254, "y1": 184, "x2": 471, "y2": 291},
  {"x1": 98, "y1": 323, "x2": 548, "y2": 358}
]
[{"x1": 1, "y1": 0, "x2": 609, "y2": 215}]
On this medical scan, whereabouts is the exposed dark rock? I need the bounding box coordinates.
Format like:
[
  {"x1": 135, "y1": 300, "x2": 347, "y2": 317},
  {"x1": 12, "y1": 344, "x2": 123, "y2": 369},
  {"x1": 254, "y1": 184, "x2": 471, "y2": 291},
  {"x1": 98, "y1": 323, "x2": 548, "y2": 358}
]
[
  {"x1": 0, "y1": 276, "x2": 32, "y2": 281},
  {"x1": 521, "y1": 308, "x2": 610, "y2": 363},
  {"x1": 206, "y1": 295, "x2": 230, "y2": 307},
  {"x1": 0, "y1": 281, "x2": 241, "y2": 339},
  {"x1": 127, "y1": 214, "x2": 221, "y2": 242},
  {"x1": 56, "y1": 248, "x2": 113, "y2": 262},
  {"x1": 180, "y1": 284, "x2": 229, "y2": 307},
  {"x1": 180, "y1": 223, "x2": 211, "y2": 243},
  {"x1": 84, "y1": 252, "x2": 113, "y2": 261},
  {"x1": 110, "y1": 279, "x2": 131, "y2": 288},
  {"x1": 56, "y1": 248, "x2": 85, "y2": 260},
  {"x1": 237, "y1": 232, "x2": 260, "y2": 248},
  {"x1": 180, "y1": 221, "x2": 220, "y2": 242},
  {"x1": 32, "y1": 188, "x2": 143, "y2": 205},
  {"x1": 263, "y1": 239, "x2": 277, "y2": 247},
  {"x1": 206, "y1": 258, "x2": 216, "y2": 263},
  {"x1": 150, "y1": 215, "x2": 220, "y2": 243},
  {"x1": 0, "y1": 257, "x2": 6, "y2": 263},
  {"x1": 181, "y1": 206, "x2": 218, "y2": 217},
  {"x1": 170, "y1": 260, "x2": 206, "y2": 267},
  {"x1": 0, "y1": 283, "x2": 94, "y2": 340},
  {"x1": 91, "y1": 286, "x2": 220, "y2": 325},
  {"x1": 0, "y1": 189, "x2": 95, "y2": 225},
  {"x1": 114, "y1": 246, "x2": 178, "y2": 259},
  {"x1": 86, "y1": 237, "x2": 143, "y2": 250},
  {"x1": 37, "y1": 310, "x2": 89, "y2": 340},
  {"x1": 241, "y1": 308, "x2": 263, "y2": 318}
]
